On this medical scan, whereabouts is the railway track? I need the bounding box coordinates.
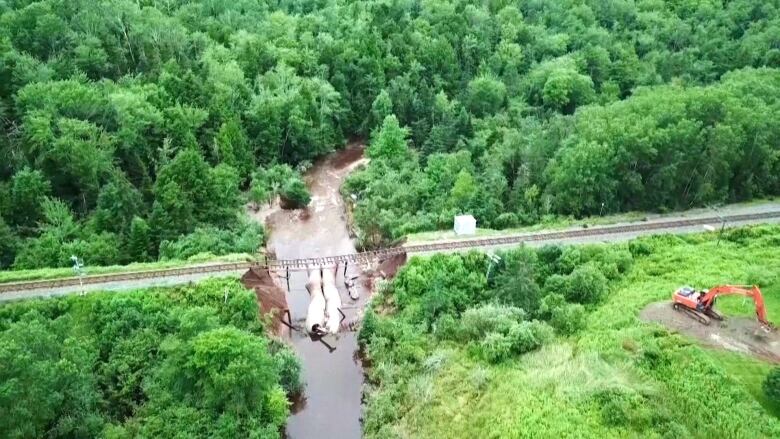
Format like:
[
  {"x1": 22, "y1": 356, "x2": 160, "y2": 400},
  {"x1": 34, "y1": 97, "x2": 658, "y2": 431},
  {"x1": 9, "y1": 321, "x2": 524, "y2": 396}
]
[{"x1": 2, "y1": 209, "x2": 780, "y2": 294}]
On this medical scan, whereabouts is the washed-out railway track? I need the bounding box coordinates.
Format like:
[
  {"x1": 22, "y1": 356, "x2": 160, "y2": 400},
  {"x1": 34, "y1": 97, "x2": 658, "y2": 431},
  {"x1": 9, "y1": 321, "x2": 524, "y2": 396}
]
[{"x1": 2, "y1": 209, "x2": 780, "y2": 295}]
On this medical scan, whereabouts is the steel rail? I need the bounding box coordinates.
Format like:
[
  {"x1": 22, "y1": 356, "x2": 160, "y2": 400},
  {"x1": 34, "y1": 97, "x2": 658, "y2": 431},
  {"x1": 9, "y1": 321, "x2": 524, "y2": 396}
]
[{"x1": 2, "y1": 210, "x2": 779, "y2": 294}]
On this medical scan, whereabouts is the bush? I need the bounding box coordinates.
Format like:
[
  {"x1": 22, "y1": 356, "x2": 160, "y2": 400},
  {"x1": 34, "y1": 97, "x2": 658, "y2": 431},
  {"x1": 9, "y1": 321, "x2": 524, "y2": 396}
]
[
  {"x1": 460, "y1": 304, "x2": 525, "y2": 341},
  {"x1": 594, "y1": 389, "x2": 650, "y2": 428},
  {"x1": 543, "y1": 274, "x2": 568, "y2": 296},
  {"x1": 629, "y1": 240, "x2": 653, "y2": 257},
  {"x1": 492, "y1": 247, "x2": 542, "y2": 313},
  {"x1": 565, "y1": 263, "x2": 608, "y2": 304},
  {"x1": 763, "y1": 367, "x2": 780, "y2": 404},
  {"x1": 558, "y1": 247, "x2": 582, "y2": 274},
  {"x1": 158, "y1": 222, "x2": 263, "y2": 260},
  {"x1": 549, "y1": 303, "x2": 586, "y2": 335},
  {"x1": 538, "y1": 293, "x2": 567, "y2": 320},
  {"x1": 281, "y1": 178, "x2": 311, "y2": 208},
  {"x1": 507, "y1": 320, "x2": 553, "y2": 355},
  {"x1": 433, "y1": 314, "x2": 459, "y2": 341},
  {"x1": 494, "y1": 212, "x2": 519, "y2": 228},
  {"x1": 274, "y1": 346, "x2": 304, "y2": 395},
  {"x1": 478, "y1": 332, "x2": 513, "y2": 363}
]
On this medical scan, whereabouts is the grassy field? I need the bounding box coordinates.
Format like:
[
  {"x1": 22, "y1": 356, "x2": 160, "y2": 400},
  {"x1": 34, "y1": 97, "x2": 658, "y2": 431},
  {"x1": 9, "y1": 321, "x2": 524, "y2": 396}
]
[
  {"x1": 362, "y1": 225, "x2": 780, "y2": 438},
  {"x1": 0, "y1": 252, "x2": 258, "y2": 284}
]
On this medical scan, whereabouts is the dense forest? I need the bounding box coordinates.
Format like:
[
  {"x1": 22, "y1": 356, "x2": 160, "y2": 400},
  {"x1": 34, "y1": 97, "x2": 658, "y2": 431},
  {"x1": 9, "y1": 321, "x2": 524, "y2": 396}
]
[
  {"x1": 2, "y1": 0, "x2": 780, "y2": 265},
  {"x1": 359, "y1": 227, "x2": 780, "y2": 437},
  {"x1": 0, "y1": 278, "x2": 301, "y2": 438}
]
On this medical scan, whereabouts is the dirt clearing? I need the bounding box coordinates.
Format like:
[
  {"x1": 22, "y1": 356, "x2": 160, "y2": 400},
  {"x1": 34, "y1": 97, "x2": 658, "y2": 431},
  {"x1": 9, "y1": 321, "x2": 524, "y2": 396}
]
[{"x1": 641, "y1": 302, "x2": 780, "y2": 363}]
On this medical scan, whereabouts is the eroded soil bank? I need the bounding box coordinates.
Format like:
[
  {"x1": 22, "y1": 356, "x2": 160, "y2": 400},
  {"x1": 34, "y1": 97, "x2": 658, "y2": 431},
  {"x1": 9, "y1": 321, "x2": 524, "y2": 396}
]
[
  {"x1": 641, "y1": 301, "x2": 780, "y2": 363},
  {"x1": 263, "y1": 143, "x2": 369, "y2": 439}
]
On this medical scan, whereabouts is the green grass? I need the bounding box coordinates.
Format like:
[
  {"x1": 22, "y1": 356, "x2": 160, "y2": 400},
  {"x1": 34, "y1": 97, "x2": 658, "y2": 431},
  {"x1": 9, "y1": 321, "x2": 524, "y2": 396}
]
[
  {"x1": 364, "y1": 225, "x2": 780, "y2": 438},
  {"x1": 0, "y1": 252, "x2": 258, "y2": 284},
  {"x1": 404, "y1": 198, "x2": 778, "y2": 244},
  {"x1": 708, "y1": 350, "x2": 780, "y2": 416}
]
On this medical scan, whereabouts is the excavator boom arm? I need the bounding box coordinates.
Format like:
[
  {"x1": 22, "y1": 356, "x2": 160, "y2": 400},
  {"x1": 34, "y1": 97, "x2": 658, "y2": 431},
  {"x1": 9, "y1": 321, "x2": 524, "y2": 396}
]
[{"x1": 701, "y1": 285, "x2": 769, "y2": 326}]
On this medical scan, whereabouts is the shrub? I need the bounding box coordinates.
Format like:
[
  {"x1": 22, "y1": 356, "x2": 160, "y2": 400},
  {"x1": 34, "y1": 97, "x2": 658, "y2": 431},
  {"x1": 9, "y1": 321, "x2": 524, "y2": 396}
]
[
  {"x1": 538, "y1": 293, "x2": 567, "y2": 320},
  {"x1": 565, "y1": 263, "x2": 608, "y2": 304},
  {"x1": 494, "y1": 212, "x2": 520, "y2": 228},
  {"x1": 492, "y1": 248, "x2": 542, "y2": 312},
  {"x1": 158, "y1": 222, "x2": 263, "y2": 260},
  {"x1": 508, "y1": 320, "x2": 553, "y2": 354},
  {"x1": 535, "y1": 244, "x2": 563, "y2": 280},
  {"x1": 557, "y1": 246, "x2": 582, "y2": 274},
  {"x1": 433, "y1": 314, "x2": 459, "y2": 340},
  {"x1": 274, "y1": 346, "x2": 304, "y2": 395},
  {"x1": 594, "y1": 389, "x2": 650, "y2": 428},
  {"x1": 543, "y1": 274, "x2": 568, "y2": 296},
  {"x1": 281, "y1": 178, "x2": 311, "y2": 208},
  {"x1": 460, "y1": 304, "x2": 525, "y2": 341},
  {"x1": 358, "y1": 308, "x2": 379, "y2": 346},
  {"x1": 628, "y1": 240, "x2": 653, "y2": 257},
  {"x1": 478, "y1": 332, "x2": 513, "y2": 363},
  {"x1": 763, "y1": 367, "x2": 780, "y2": 404},
  {"x1": 549, "y1": 303, "x2": 586, "y2": 335},
  {"x1": 469, "y1": 366, "x2": 490, "y2": 392}
]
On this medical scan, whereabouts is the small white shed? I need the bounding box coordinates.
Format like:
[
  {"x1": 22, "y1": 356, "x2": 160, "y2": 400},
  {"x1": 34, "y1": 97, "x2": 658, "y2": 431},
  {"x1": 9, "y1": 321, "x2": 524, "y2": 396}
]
[{"x1": 454, "y1": 215, "x2": 477, "y2": 236}]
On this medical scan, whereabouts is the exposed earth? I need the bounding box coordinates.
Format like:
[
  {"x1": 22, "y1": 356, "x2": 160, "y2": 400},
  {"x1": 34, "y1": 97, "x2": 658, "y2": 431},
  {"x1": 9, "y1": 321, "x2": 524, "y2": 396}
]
[{"x1": 641, "y1": 301, "x2": 780, "y2": 363}]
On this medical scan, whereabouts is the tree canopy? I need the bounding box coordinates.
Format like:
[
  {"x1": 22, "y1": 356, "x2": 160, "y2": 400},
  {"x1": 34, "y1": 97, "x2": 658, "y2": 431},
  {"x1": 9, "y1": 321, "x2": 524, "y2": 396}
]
[
  {"x1": 0, "y1": 279, "x2": 298, "y2": 439},
  {"x1": 1, "y1": 0, "x2": 780, "y2": 261}
]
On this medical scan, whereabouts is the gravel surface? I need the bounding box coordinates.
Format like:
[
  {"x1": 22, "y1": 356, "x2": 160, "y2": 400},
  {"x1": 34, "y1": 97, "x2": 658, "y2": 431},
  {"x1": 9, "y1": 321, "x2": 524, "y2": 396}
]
[
  {"x1": 0, "y1": 270, "x2": 244, "y2": 303},
  {"x1": 2, "y1": 201, "x2": 779, "y2": 303},
  {"x1": 641, "y1": 302, "x2": 780, "y2": 363},
  {"x1": 409, "y1": 203, "x2": 780, "y2": 257}
]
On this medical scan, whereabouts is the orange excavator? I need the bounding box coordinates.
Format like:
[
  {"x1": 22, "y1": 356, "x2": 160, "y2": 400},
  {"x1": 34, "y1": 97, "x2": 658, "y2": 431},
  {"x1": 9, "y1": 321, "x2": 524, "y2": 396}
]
[{"x1": 672, "y1": 284, "x2": 774, "y2": 331}]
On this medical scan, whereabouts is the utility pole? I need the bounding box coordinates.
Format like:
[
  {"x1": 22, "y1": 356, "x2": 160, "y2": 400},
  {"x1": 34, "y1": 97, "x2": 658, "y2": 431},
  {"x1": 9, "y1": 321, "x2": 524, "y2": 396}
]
[
  {"x1": 486, "y1": 253, "x2": 501, "y2": 280},
  {"x1": 71, "y1": 255, "x2": 85, "y2": 296},
  {"x1": 708, "y1": 205, "x2": 726, "y2": 246}
]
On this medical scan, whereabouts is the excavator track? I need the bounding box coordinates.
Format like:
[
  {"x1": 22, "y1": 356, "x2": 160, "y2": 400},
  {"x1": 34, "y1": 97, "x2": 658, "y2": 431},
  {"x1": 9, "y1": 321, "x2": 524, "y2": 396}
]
[{"x1": 673, "y1": 302, "x2": 711, "y2": 325}]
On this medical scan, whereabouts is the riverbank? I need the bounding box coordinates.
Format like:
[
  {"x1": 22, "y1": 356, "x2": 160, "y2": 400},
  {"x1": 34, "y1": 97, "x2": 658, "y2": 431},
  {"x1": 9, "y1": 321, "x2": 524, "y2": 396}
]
[{"x1": 257, "y1": 143, "x2": 370, "y2": 439}]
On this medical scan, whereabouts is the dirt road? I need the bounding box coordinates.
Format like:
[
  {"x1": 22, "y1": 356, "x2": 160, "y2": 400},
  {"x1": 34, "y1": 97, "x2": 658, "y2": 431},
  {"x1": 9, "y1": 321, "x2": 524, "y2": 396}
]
[{"x1": 641, "y1": 302, "x2": 780, "y2": 363}]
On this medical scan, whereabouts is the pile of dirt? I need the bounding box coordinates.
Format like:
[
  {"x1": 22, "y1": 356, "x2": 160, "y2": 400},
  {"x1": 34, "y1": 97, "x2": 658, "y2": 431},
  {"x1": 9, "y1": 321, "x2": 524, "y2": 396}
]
[
  {"x1": 640, "y1": 301, "x2": 780, "y2": 363},
  {"x1": 241, "y1": 267, "x2": 289, "y2": 335}
]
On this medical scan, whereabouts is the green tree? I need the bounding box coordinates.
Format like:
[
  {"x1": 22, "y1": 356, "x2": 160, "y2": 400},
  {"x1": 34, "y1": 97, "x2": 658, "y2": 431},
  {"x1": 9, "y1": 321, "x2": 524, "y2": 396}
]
[
  {"x1": 281, "y1": 178, "x2": 311, "y2": 208},
  {"x1": 205, "y1": 164, "x2": 242, "y2": 225},
  {"x1": 142, "y1": 327, "x2": 288, "y2": 436},
  {"x1": 150, "y1": 181, "x2": 195, "y2": 245},
  {"x1": 467, "y1": 74, "x2": 506, "y2": 117},
  {"x1": 449, "y1": 170, "x2": 476, "y2": 212},
  {"x1": 93, "y1": 176, "x2": 144, "y2": 234},
  {"x1": 9, "y1": 167, "x2": 51, "y2": 229},
  {"x1": 0, "y1": 217, "x2": 18, "y2": 268},
  {"x1": 565, "y1": 264, "x2": 608, "y2": 304},
  {"x1": 367, "y1": 89, "x2": 393, "y2": 134},
  {"x1": 0, "y1": 315, "x2": 103, "y2": 439},
  {"x1": 214, "y1": 118, "x2": 253, "y2": 180},
  {"x1": 367, "y1": 115, "x2": 411, "y2": 168},
  {"x1": 764, "y1": 367, "x2": 780, "y2": 405},
  {"x1": 127, "y1": 216, "x2": 152, "y2": 262},
  {"x1": 493, "y1": 248, "x2": 542, "y2": 313}
]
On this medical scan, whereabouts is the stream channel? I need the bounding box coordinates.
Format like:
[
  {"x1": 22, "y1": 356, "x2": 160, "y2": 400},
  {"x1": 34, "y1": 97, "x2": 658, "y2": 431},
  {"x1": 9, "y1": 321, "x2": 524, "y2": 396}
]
[{"x1": 262, "y1": 144, "x2": 369, "y2": 439}]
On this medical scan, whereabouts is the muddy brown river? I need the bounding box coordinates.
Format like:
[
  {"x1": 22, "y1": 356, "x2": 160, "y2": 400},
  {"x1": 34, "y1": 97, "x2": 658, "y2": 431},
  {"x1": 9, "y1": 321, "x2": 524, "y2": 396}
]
[{"x1": 264, "y1": 144, "x2": 369, "y2": 439}]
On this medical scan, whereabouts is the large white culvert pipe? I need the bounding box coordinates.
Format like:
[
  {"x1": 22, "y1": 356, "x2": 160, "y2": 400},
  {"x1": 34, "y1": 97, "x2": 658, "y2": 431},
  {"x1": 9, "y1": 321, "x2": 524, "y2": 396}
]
[
  {"x1": 305, "y1": 267, "x2": 326, "y2": 335},
  {"x1": 322, "y1": 265, "x2": 343, "y2": 334}
]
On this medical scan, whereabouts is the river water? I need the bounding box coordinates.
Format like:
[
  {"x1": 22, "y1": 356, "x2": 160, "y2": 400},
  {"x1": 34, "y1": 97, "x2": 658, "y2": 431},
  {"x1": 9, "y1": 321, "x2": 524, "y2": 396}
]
[{"x1": 263, "y1": 144, "x2": 369, "y2": 439}]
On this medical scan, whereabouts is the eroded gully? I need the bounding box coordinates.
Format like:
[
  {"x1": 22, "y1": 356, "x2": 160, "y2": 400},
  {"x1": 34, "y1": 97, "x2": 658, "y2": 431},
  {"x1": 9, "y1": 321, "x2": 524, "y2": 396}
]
[{"x1": 260, "y1": 144, "x2": 369, "y2": 439}]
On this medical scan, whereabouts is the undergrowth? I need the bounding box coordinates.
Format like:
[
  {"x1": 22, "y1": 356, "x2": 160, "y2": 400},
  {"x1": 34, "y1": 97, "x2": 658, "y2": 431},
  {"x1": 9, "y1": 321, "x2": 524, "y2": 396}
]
[{"x1": 360, "y1": 225, "x2": 780, "y2": 438}]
